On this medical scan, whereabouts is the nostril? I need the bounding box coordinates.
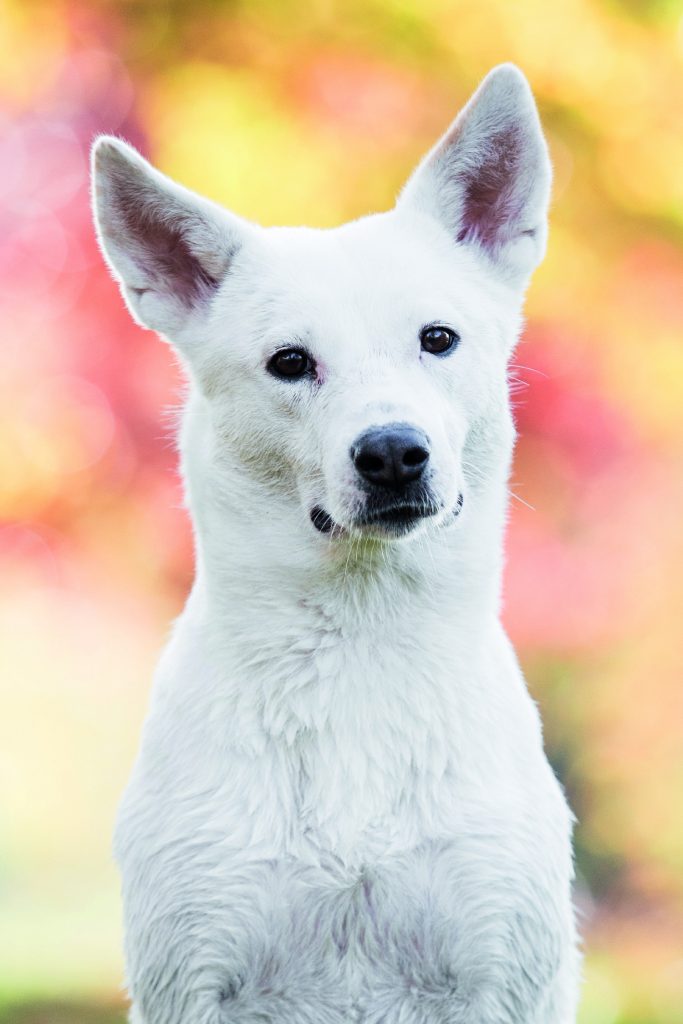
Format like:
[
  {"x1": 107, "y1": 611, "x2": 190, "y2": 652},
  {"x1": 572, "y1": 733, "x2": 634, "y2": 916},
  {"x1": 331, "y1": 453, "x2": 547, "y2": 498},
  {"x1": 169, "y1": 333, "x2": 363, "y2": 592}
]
[
  {"x1": 355, "y1": 452, "x2": 385, "y2": 474},
  {"x1": 402, "y1": 445, "x2": 429, "y2": 468}
]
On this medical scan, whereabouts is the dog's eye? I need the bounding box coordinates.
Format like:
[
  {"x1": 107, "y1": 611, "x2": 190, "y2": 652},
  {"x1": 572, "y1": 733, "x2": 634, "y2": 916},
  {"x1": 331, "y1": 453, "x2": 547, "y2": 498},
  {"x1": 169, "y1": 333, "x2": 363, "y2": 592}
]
[
  {"x1": 420, "y1": 326, "x2": 460, "y2": 356},
  {"x1": 267, "y1": 347, "x2": 314, "y2": 381}
]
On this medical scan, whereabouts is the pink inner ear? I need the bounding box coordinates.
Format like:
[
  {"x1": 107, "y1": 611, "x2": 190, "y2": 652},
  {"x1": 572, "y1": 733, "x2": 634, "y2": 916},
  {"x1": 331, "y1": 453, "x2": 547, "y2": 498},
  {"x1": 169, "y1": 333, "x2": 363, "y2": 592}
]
[
  {"x1": 113, "y1": 175, "x2": 220, "y2": 308},
  {"x1": 455, "y1": 127, "x2": 526, "y2": 251}
]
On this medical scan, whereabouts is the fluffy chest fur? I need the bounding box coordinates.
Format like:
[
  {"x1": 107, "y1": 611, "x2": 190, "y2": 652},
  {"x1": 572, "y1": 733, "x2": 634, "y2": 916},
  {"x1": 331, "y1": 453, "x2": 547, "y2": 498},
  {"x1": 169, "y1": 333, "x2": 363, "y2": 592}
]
[
  {"x1": 133, "y1": 561, "x2": 513, "y2": 849},
  {"x1": 116, "y1": 576, "x2": 576, "y2": 1024}
]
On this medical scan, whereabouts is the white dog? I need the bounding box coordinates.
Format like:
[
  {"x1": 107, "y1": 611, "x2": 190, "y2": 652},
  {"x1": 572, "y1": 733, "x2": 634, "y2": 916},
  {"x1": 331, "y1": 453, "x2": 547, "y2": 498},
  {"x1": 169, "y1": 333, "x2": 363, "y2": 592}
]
[{"x1": 92, "y1": 64, "x2": 579, "y2": 1024}]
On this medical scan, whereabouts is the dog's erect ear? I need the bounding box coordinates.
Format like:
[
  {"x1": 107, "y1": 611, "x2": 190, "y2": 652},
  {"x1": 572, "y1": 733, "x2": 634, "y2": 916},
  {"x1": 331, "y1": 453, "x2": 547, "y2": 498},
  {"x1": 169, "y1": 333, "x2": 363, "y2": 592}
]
[
  {"x1": 399, "y1": 65, "x2": 552, "y2": 283},
  {"x1": 91, "y1": 137, "x2": 248, "y2": 342}
]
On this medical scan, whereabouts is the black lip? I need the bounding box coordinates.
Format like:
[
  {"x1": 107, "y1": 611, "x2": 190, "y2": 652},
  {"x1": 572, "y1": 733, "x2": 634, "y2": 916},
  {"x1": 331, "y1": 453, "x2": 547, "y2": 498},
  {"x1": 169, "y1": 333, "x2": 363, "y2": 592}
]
[
  {"x1": 310, "y1": 506, "x2": 335, "y2": 533},
  {"x1": 354, "y1": 499, "x2": 442, "y2": 532},
  {"x1": 362, "y1": 504, "x2": 432, "y2": 525},
  {"x1": 310, "y1": 495, "x2": 460, "y2": 537}
]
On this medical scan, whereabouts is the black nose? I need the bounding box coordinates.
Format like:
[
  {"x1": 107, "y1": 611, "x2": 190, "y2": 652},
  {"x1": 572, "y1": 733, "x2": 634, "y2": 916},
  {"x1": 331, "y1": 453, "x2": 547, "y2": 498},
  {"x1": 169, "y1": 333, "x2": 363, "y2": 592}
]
[{"x1": 351, "y1": 423, "x2": 431, "y2": 488}]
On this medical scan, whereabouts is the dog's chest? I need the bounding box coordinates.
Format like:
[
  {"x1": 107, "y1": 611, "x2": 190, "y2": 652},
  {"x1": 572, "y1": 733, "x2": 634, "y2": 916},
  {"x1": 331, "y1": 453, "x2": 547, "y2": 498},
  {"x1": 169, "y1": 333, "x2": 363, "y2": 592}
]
[
  {"x1": 231, "y1": 613, "x2": 469, "y2": 861},
  {"x1": 206, "y1": 800, "x2": 568, "y2": 1022},
  {"x1": 204, "y1": 657, "x2": 566, "y2": 1010},
  {"x1": 120, "y1": 608, "x2": 574, "y2": 1021}
]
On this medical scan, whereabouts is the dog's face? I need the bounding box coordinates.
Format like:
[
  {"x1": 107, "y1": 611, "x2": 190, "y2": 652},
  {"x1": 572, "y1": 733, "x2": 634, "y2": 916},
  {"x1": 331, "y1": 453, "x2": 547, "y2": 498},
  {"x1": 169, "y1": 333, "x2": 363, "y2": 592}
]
[
  {"x1": 92, "y1": 65, "x2": 551, "y2": 544},
  {"x1": 194, "y1": 216, "x2": 519, "y2": 541}
]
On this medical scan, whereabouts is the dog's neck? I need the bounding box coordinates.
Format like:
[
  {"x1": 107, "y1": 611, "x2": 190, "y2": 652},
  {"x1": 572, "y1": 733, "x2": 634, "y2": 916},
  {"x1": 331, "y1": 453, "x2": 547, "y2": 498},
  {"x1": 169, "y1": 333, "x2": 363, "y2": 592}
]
[{"x1": 179, "y1": 440, "x2": 513, "y2": 850}]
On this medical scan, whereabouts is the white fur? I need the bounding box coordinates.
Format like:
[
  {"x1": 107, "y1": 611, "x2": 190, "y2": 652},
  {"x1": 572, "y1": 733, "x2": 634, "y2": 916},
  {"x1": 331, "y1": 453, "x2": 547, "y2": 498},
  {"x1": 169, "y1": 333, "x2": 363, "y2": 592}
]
[{"x1": 92, "y1": 65, "x2": 579, "y2": 1023}]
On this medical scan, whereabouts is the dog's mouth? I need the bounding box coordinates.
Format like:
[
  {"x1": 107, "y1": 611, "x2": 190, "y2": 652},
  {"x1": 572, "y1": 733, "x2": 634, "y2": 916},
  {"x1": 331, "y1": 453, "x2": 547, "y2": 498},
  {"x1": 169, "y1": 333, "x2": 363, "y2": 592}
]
[{"x1": 310, "y1": 493, "x2": 463, "y2": 538}]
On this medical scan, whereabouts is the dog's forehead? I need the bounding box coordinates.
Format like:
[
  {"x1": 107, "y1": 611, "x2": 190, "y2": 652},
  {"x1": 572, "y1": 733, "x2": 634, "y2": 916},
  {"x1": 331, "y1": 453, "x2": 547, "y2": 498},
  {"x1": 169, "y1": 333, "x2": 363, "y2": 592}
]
[{"x1": 250, "y1": 211, "x2": 484, "y2": 326}]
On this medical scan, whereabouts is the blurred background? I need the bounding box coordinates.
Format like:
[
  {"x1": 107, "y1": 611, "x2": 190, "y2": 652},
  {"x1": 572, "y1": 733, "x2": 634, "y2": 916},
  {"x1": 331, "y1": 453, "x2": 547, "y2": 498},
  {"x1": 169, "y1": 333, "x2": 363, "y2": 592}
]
[{"x1": 1, "y1": 1, "x2": 682, "y2": 1022}]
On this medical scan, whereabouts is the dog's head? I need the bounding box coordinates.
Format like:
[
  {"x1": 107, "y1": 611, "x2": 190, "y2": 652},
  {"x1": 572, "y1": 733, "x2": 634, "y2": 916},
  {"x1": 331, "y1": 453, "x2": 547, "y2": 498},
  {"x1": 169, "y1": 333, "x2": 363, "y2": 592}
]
[{"x1": 92, "y1": 65, "x2": 550, "y2": 545}]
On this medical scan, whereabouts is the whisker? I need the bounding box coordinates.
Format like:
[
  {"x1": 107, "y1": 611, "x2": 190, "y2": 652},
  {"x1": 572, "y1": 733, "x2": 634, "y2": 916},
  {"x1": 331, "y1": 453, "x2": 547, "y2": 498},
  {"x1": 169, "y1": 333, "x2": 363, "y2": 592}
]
[
  {"x1": 509, "y1": 363, "x2": 548, "y2": 379},
  {"x1": 508, "y1": 489, "x2": 535, "y2": 512}
]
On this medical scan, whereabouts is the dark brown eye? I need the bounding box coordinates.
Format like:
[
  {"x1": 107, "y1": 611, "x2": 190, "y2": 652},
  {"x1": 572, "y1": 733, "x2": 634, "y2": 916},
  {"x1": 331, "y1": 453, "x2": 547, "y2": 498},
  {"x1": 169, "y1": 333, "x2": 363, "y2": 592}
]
[
  {"x1": 267, "y1": 347, "x2": 314, "y2": 380},
  {"x1": 420, "y1": 325, "x2": 460, "y2": 356}
]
